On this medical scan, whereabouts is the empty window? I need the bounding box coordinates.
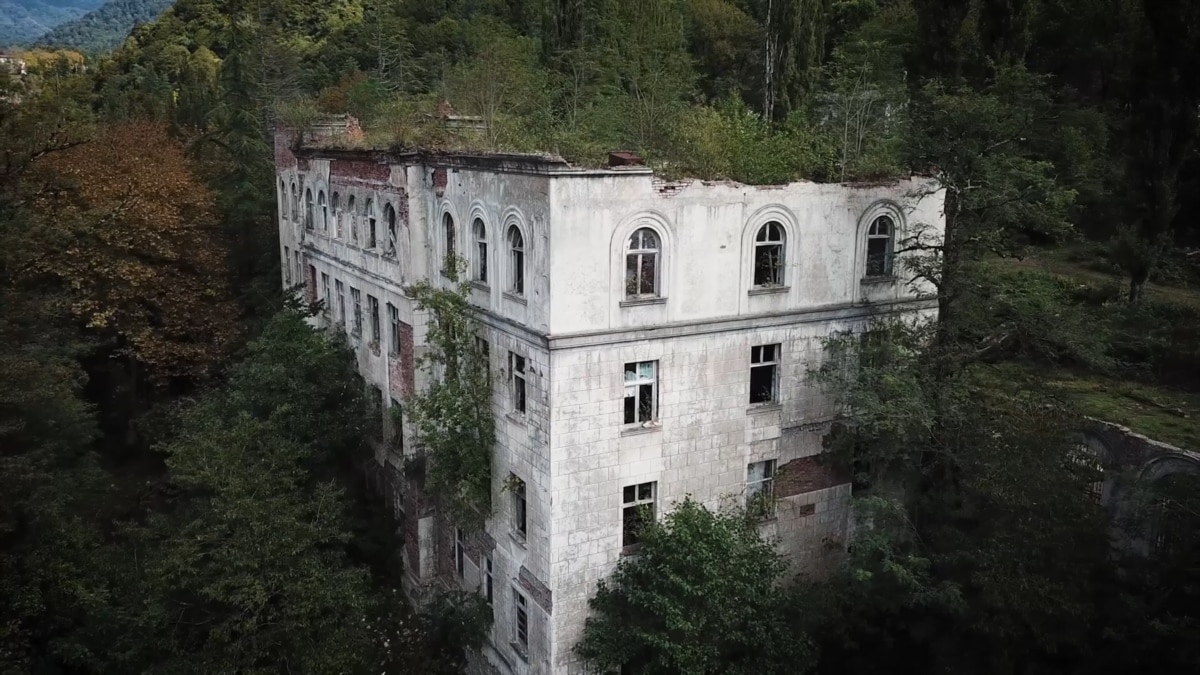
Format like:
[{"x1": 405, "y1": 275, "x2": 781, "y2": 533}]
[
  {"x1": 388, "y1": 303, "x2": 401, "y2": 354},
  {"x1": 279, "y1": 179, "x2": 287, "y2": 218},
  {"x1": 331, "y1": 192, "x2": 341, "y2": 237},
  {"x1": 351, "y1": 288, "x2": 362, "y2": 336},
  {"x1": 304, "y1": 188, "x2": 314, "y2": 230},
  {"x1": 283, "y1": 246, "x2": 291, "y2": 284},
  {"x1": 321, "y1": 273, "x2": 330, "y2": 314},
  {"x1": 510, "y1": 352, "x2": 527, "y2": 414},
  {"x1": 389, "y1": 398, "x2": 404, "y2": 452},
  {"x1": 290, "y1": 182, "x2": 298, "y2": 221},
  {"x1": 293, "y1": 251, "x2": 301, "y2": 285},
  {"x1": 625, "y1": 227, "x2": 659, "y2": 298},
  {"x1": 473, "y1": 218, "x2": 488, "y2": 283},
  {"x1": 623, "y1": 361, "x2": 658, "y2": 425},
  {"x1": 335, "y1": 280, "x2": 345, "y2": 325},
  {"x1": 622, "y1": 481, "x2": 656, "y2": 548},
  {"x1": 508, "y1": 225, "x2": 525, "y2": 295},
  {"x1": 476, "y1": 337, "x2": 491, "y2": 385},
  {"x1": 866, "y1": 215, "x2": 894, "y2": 277},
  {"x1": 750, "y1": 344, "x2": 780, "y2": 404},
  {"x1": 513, "y1": 588, "x2": 529, "y2": 651},
  {"x1": 511, "y1": 474, "x2": 527, "y2": 537},
  {"x1": 753, "y1": 221, "x2": 785, "y2": 287},
  {"x1": 366, "y1": 199, "x2": 377, "y2": 249},
  {"x1": 368, "y1": 295, "x2": 381, "y2": 343},
  {"x1": 454, "y1": 528, "x2": 465, "y2": 578},
  {"x1": 746, "y1": 460, "x2": 777, "y2": 517},
  {"x1": 443, "y1": 213, "x2": 456, "y2": 277},
  {"x1": 384, "y1": 203, "x2": 397, "y2": 255},
  {"x1": 318, "y1": 191, "x2": 328, "y2": 232},
  {"x1": 482, "y1": 555, "x2": 493, "y2": 604},
  {"x1": 347, "y1": 195, "x2": 357, "y2": 243}
]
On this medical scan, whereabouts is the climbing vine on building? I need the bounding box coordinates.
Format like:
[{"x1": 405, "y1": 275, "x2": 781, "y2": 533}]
[{"x1": 406, "y1": 264, "x2": 495, "y2": 530}]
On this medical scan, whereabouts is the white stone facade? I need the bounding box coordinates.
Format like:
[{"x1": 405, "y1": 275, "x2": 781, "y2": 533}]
[{"x1": 274, "y1": 133, "x2": 944, "y2": 675}]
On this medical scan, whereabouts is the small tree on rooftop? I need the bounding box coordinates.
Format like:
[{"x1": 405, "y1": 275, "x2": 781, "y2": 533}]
[{"x1": 405, "y1": 258, "x2": 495, "y2": 531}]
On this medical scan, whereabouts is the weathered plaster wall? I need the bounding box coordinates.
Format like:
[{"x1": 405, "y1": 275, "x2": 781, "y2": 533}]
[{"x1": 546, "y1": 174, "x2": 943, "y2": 335}]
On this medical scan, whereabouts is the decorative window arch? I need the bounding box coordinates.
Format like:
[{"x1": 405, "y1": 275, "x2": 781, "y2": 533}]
[
  {"x1": 866, "y1": 215, "x2": 895, "y2": 277},
  {"x1": 347, "y1": 195, "x2": 358, "y2": 243},
  {"x1": 625, "y1": 227, "x2": 660, "y2": 298},
  {"x1": 279, "y1": 179, "x2": 287, "y2": 219},
  {"x1": 290, "y1": 182, "x2": 298, "y2": 221},
  {"x1": 384, "y1": 203, "x2": 398, "y2": 256},
  {"x1": 507, "y1": 224, "x2": 525, "y2": 295},
  {"x1": 331, "y1": 192, "x2": 341, "y2": 238},
  {"x1": 365, "y1": 198, "x2": 377, "y2": 249},
  {"x1": 304, "y1": 188, "x2": 314, "y2": 231},
  {"x1": 473, "y1": 218, "x2": 488, "y2": 283},
  {"x1": 753, "y1": 221, "x2": 785, "y2": 287},
  {"x1": 317, "y1": 190, "x2": 328, "y2": 232}
]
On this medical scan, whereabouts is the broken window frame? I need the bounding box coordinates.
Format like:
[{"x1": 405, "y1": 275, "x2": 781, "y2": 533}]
[
  {"x1": 366, "y1": 198, "x2": 377, "y2": 249},
  {"x1": 511, "y1": 473, "x2": 527, "y2": 538},
  {"x1": 866, "y1": 215, "x2": 895, "y2": 278},
  {"x1": 746, "y1": 459, "x2": 777, "y2": 518},
  {"x1": 347, "y1": 195, "x2": 357, "y2": 243},
  {"x1": 508, "y1": 225, "x2": 525, "y2": 296},
  {"x1": 321, "y1": 273, "x2": 331, "y2": 317},
  {"x1": 279, "y1": 179, "x2": 288, "y2": 219},
  {"x1": 625, "y1": 227, "x2": 660, "y2": 298},
  {"x1": 622, "y1": 481, "x2": 657, "y2": 549},
  {"x1": 304, "y1": 188, "x2": 314, "y2": 231},
  {"x1": 335, "y1": 280, "x2": 345, "y2": 326},
  {"x1": 749, "y1": 344, "x2": 780, "y2": 405},
  {"x1": 623, "y1": 361, "x2": 658, "y2": 426},
  {"x1": 290, "y1": 182, "x2": 298, "y2": 222},
  {"x1": 368, "y1": 294, "x2": 381, "y2": 344},
  {"x1": 350, "y1": 288, "x2": 363, "y2": 337},
  {"x1": 388, "y1": 303, "x2": 401, "y2": 354},
  {"x1": 509, "y1": 352, "x2": 527, "y2": 414},
  {"x1": 482, "y1": 555, "x2": 493, "y2": 604},
  {"x1": 318, "y1": 190, "x2": 328, "y2": 232},
  {"x1": 513, "y1": 587, "x2": 529, "y2": 651},
  {"x1": 753, "y1": 221, "x2": 785, "y2": 287},
  {"x1": 384, "y1": 203, "x2": 398, "y2": 256},
  {"x1": 331, "y1": 192, "x2": 341, "y2": 238},
  {"x1": 473, "y1": 218, "x2": 488, "y2": 283}
]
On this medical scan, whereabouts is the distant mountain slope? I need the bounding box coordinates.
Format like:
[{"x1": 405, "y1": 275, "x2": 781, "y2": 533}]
[
  {"x1": 36, "y1": 0, "x2": 174, "y2": 52},
  {"x1": 0, "y1": 0, "x2": 103, "y2": 45}
]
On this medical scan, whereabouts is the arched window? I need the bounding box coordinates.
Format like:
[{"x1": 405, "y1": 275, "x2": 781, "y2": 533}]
[
  {"x1": 304, "y1": 188, "x2": 314, "y2": 231},
  {"x1": 866, "y1": 215, "x2": 894, "y2": 277},
  {"x1": 753, "y1": 221, "x2": 785, "y2": 287},
  {"x1": 625, "y1": 227, "x2": 659, "y2": 298},
  {"x1": 443, "y1": 213, "x2": 456, "y2": 278},
  {"x1": 508, "y1": 225, "x2": 524, "y2": 295},
  {"x1": 279, "y1": 179, "x2": 288, "y2": 219},
  {"x1": 318, "y1": 191, "x2": 328, "y2": 232},
  {"x1": 347, "y1": 195, "x2": 357, "y2": 243},
  {"x1": 473, "y1": 218, "x2": 488, "y2": 283},
  {"x1": 384, "y1": 204, "x2": 397, "y2": 255},
  {"x1": 331, "y1": 192, "x2": 341, "y2": 238},
  {"x1": 364, "y1": 198, "x2": 374, "y2": 248},
  {"x1": 290, "y1": 182, "x2": 298, "y2": 221}
]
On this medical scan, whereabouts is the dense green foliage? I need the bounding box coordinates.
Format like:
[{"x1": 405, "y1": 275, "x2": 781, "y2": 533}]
[{"x1": 36, "y1": 0, "x2": 175, "y2": 53}]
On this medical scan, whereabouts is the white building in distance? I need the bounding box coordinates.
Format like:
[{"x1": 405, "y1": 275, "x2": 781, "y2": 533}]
[{"x1": 274, "y1": 130, "x2": 945, "y2": 675}]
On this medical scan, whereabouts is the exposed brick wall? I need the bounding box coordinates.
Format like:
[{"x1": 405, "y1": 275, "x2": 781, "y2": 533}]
[
  {"x1": 273, "y1": 130, "x2": 297, "y2": 169},
  {"x1": 388, "y1": 321, "x2": 415, "y2": 397},
  {"x1": 330, "y1": 159, "x2": 390, "y2": 184},
  {"x1": 776, "y1": 455, "x2": 851, "y2": 498},
  {"x1": 433, "y1": 168, "x2": 447, "y2": 197},
  {"x1": 518, "y1": 565, "x2": 553, "y2": 614}
]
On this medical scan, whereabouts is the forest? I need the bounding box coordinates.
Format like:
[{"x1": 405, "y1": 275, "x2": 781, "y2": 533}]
[{"x1": 2, "y1": 0, "x2": 1199, "y2": 673}]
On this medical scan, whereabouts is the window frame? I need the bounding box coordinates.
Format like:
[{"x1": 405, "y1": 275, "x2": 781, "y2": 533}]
[
  {"x1": 509, "y1": 352, "x2": 527, "y2": 415},
  {"x1": 318, "y1": 190, "x2": 328, "y2": 233},
  {"x1": 511, "y1": 473, "x2": 527, "y2": 539},
  {"x1": 365, "y1": 198, "x2": 377, "y2": 250},
  {"x1": 749, "y1": 344, "x2": 781, "y2": 405},
  {"x1": 482, "y1": 555, "x2": 493, "y2": 604},
  {"x1": 331, "y1": 191, "x2": 341, "y2": 238},
  {"x1": 347, "y1": 195, "x2": 357, "y2": 244},
  {"x1": 752, "y1": 221, "x2": 786, "y2": 288},
  {"x1": 388, "y1": 303, "x2": 401, "y2": 355},
  {"x1": 865, "y1": 215, "x2": 895, "y2": 278},
  {"x1": 283, "y1": 246, "x2": 291, "y2": 284},
  {"x1": 320, "y1": 272, "x2": 330, "y2": 316},
  {"x1": 279, "y1": 179, "x2": 288, "y2": 219},
  {"x1": 507, "y1": 224, "x2": 525, "y2": 296},
  {"x1": 473, "y1": 218, "x2": 488, "y2": 284},
  {"x1": 443, "y1": 212, "x2": 456, "y2": 278},
  {"x1": 624, "y1": 227, "x2": 661, "y2": 299},
  {"x1": 290, "y1": 182, "x2": 298, "y2": 222},
  {"x1": 350, "y1": 288, "x2": 363, "y2": 337},
  {"x1": 622, "y1": 481, "x2": 657, "y2": 550},
  {"x1": 384, "y1": 203, "x2": 398, "y2": 256},
  {"x1": 335, "y1": 280, "x2": 345, "y2": 326},
  {"x1": 746, "y1": 459, "x2": 777, "y2": 518},
  {"x1": 304, "y1": 188, "x2": 314, "y2": 231},
  {"x1": 623, "y1": 361, "x2": 658, "y2": 426},
  {"x1": 512, "y1": 587, "x2": 529, "y2": 653},
  {"x1": 368, "y1": 294, "x2": 381, "y2": 344}
]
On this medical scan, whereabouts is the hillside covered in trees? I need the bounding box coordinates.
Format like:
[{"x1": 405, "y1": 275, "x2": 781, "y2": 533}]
[
  {"x1": 3, "y1": 0, "x2": 1200, "y2": 674},
  {"x1": 35, "y1": 0, "x2": 174, "y2": 52},
  {"x1": 0, "y1": 0, "x2": 104, "y2": 44}
]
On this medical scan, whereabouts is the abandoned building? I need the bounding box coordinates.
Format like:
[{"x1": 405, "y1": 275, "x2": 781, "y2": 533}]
[{"x1": 274, "y1": 128, "x2": 946, "y2": 674}]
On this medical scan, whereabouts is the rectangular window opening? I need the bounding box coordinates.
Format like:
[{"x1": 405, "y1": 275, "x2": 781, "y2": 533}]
[
  {"x1": 388, "y1": 303, "x2": 401, "y2": 355},
  {"x1": 510, "y1": 352, "x2": 527, "y2": 414},
  {"x1": 335, "y1": 280, "x2": 345, "y2": 325},
  {"x1": 623, "y1": 361, "x2": 658, "y2": 426},
  {"x1": 351, "y1": 288, "x2": 362, "y2": 336},
  {"x1": 511, "y1": 474, "x2": 527, "y2": 538},
  {"x1": 746, "y1": 459, "x2": 777, "y2": 518},
  {"x1": 513, "y1": 588, "x2": 529, "y2": 650},
  {"x1": 368, "y1": 295, "x2": 381, "y2": 344},
  {"x1": 749, "y1": 344, "x2": 780, "y2": 404},
  {"x1": 622, "y1": 481, "x2": 657, "y2": 548},
  {"x1": 482, "y1": 555, "x2": 493, "y2": 604}
]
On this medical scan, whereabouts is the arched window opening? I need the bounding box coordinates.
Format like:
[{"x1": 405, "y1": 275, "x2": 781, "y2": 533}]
[
  {"x1": 290, "y1": 182, "x2": 298, "y2": 221},
  {"x1": 443, "y1": 213, "x2": 457, "y2": 278},
  {"x1": 384, "y1": 204, "x2": 397, "y2": 256},
  {"x1": 331, "y1": 192, "x2": 341, "y2": 238},
  {"x1": 473, "y1": 218, "x2": 488, "y2": 283},
  {"x1": 866, "y1": 215, "x2": 894, "y2": 277},
  {"x1": 279, "y1": 179, "x2": 287, "y2": 219},
  {"x1": 318, "y1": 191, "x2": 328, "y2": 232},
  {"x1": 347, "y1": 195, "x2": 357, "y2": 243},
  {"x1": 508, "y1": 225, "x2": 525, "y2": 295},
  {"x1": 625, "y1": 227, "x2": 659, "y2": 298},
  {"x1": 304, "y1": 188, "x2": 314, "y2": 231},
  {"x1": 366, "y1": 198, "x2": 377, "y2": 249},
  {"x1": 753, "y1": 221, "x2": 785, "y2": 287}
]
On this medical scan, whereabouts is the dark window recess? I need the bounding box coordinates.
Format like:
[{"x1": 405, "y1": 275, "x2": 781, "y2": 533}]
[
  {"x1": 512, "y1": 475, "x2": 527, "y2": 537},
  {"x1": 514, "y1": 589, "x2": 529, "y2": 649},
  {"x1": 483, "y1": 556, "x2": 493, "y2": 603},
  {"x1": 622, "y1": 481, "x2": 656, "y2": 548},
  {"x1": 866, "y1": 215, "x2": 894, "y2": 277},
  {"x1": 623, "y1": 361, "x2": 657, "y2": 425},
  {"x1": 753, "y1": 221, "x2": 784, "y2": 286},
  {"x1": 749, "y1": 344, "x2": 779, "y2": 404},
  {"x1": 511, "y1": 353, "x2": 527, "y2": 414}
]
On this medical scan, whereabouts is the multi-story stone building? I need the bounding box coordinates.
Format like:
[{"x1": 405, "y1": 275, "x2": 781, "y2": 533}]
[{"x1": 274, "y1": 129, "x2": 945, "y2": 674}]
